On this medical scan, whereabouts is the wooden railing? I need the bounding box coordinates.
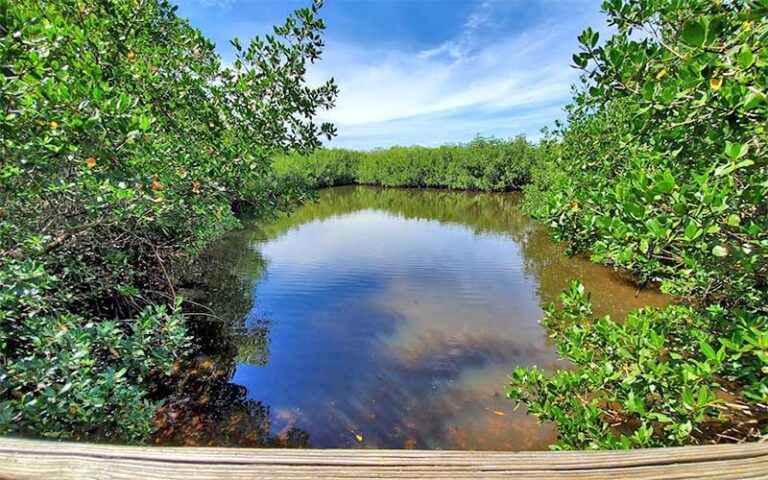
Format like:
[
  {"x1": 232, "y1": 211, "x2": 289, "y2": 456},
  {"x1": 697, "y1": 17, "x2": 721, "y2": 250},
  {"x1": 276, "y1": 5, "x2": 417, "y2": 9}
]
[{"x1": 0, "y1": 437, "x2": 767, "y2": 479}]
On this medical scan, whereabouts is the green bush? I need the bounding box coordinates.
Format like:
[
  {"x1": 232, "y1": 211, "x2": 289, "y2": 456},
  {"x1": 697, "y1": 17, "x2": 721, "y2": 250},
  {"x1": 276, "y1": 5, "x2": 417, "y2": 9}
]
[
  {"x1": 511, "y1": 0, "x2": 767, "y2": 448},
  {"x1": 508, "y1": 282, "x2": 725, "y2": 449},
  {"x1": 1, "y1": 0, "x2": 335, "y2": 441},
  {"x1": 274, "y1": 135, "x2": 539, "y2": 191},
  {"x1": 274, "y1": 148, "x2": 361, "y2": 189}
]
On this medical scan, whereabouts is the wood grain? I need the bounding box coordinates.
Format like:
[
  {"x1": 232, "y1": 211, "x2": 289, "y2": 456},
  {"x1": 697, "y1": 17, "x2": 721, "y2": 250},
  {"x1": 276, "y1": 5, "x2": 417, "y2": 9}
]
[{"x1": 1, "y1": 437, "x2": 766, "y2": 479}]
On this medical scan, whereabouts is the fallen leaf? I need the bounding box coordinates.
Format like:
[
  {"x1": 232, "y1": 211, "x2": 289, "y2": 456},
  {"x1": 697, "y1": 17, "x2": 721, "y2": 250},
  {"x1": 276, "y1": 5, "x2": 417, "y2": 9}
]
[
  {"x1": 710, "y1": 77, "x2": 723, "y2": 90},
  {"x1": 655, "y1": 68, "x2": 668, "y2": 80},
  {"x1": 86, "y1": 157, "x2": 97, "y2": 169},
  {"x1": 493, "y1": 410, "x2": 506, "y2": 416}
]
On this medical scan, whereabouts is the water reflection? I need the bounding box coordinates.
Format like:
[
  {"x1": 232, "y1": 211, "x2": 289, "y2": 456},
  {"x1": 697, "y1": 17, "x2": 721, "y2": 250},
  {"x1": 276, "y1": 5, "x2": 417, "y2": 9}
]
[
  {"x1": 151, "y1": 357, "x2": 309, "y2": 447},
  {"x1": 174, "y1": 186, "x2": 667, "y2": 450},
  {"x1": 155, "y1": 230, "x2": 308, "y2": 447}
]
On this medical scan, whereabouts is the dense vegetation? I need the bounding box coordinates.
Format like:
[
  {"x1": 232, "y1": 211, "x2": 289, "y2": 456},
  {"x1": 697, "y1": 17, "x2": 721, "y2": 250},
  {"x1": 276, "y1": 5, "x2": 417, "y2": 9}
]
[
  {"x1": 0, "y1": 0, "x2": 336, "y2": 441},
  {"x1": 273, "y1": 135, "x2": 539, "y2": 192},
  {"x1": 2, "y1": 0, "x2": 765, "y2": 453},
  {"x1": 507, "y1": 0, "x2": 767, "y2": 449}
]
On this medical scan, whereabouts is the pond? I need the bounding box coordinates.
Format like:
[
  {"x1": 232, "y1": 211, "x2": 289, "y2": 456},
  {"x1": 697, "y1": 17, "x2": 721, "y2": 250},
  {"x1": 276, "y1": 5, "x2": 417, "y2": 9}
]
[{"x1": 172, "y1": 186, "x2": 668, "y2": 450}]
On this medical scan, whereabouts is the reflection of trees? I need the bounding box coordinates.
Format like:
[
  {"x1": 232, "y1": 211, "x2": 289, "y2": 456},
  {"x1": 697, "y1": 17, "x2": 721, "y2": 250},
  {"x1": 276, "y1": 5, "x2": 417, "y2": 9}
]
[
  {"x1": 176, "y1": 224, "x2": 272, "y2": 365},
  {"x1": 184, "y1": 185, "x2": 664, "y2": 346},
  {"x1": 157, "y1": 185, "x2": 665, "y2": 446},
  {"x1": 151, "y1": 359, "x2": 308, "y2": 447},
  {"x1": 513, "y1": 216, "x2": 669, "y2": 317},
  {"x1": 154, "y1": 222, "x2": 310, "y2": 447},
  {"x1": 268, "y1": 186, "x2": 666, "y2": 313},
  {"x1": 260, "y1": 185, "x2": 534, "y2": 242}
]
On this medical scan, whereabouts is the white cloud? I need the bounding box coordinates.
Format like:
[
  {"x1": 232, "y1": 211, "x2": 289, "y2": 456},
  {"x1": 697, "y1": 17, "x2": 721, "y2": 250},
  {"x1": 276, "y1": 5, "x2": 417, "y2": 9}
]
[
  {"x1": 418, "y1": 0, "x2": 493, "y2": 61},
  {"x1": 334, "y1": 105, "x2": 564, "y2": 148},
  {"x1": 307, "y1": 0, "x2": 604, "y2": 149},
  {"x1": 187, "y1": 0, "x2": 236, "y2": 8}
]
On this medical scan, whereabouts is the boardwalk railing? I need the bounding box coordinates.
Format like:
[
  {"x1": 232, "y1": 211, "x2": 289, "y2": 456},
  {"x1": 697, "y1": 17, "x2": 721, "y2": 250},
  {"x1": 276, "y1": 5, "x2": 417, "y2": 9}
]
[{"x1": 1, "y1": 437, "x2": 767, "y2": 479}]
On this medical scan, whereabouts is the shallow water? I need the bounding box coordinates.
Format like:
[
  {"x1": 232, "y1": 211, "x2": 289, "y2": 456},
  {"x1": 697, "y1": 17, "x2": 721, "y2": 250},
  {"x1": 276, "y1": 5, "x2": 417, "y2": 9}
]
[{"x1": 183, "y1": 186, "x2": 668, "y2": 450}]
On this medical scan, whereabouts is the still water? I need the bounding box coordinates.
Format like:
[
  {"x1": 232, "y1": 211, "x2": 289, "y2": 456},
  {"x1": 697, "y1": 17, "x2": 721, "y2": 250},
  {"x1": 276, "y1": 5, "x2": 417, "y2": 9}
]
[{"x1": 182, "y1": 186, "x2": 667, "y2": 450}]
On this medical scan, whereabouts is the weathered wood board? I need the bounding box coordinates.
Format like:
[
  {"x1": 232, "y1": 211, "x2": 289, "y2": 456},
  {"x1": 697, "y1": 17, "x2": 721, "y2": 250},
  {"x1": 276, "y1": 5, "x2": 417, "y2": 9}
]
[{"x1": 1, "y1": 437, "x2": 766, "y2": 479}]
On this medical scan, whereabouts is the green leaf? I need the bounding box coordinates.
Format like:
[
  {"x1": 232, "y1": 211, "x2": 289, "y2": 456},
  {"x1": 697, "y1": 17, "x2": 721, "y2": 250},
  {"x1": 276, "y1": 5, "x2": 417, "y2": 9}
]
[
  {"x1": 712, "y1": 245, "x2": 728, "y2": 257},
  {"x1": 681, "y1": 21, "x2": 706, "y2": 47},
  {"x1": 724, "y1": 141, "x2": 748, "y2": 160},
  {"x1": 684, "y1": 221, "x2": 700, "y2": 240},
  {"x1": 646, "y1": 218, "x2": 668, "y2": 239},
  {"x1": 654, "y1": 170, "x2": 676, "y2": 194},
  {"x1": 715, "y1": 159, "x2": 754, "y2": 177},
  {"x1": 743, "y1": 92, "x2": 762, "y2": 110},
  {"x1": 699, "y1": 340, "x2": 716, "y2": 361},
  {"x1": 624, "y1": 202, "x2": 645, "y2": 219},
  {"x1": 737, "y1": 46, "x2": 754, "y2": 69}
]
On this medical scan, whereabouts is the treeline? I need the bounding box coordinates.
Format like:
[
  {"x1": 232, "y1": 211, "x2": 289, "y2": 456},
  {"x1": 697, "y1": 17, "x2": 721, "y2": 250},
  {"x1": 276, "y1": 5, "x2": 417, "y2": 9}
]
[
  {"x1": 507, "y1": 0, "x2": 767, "y2": 449},
  {"x1": 0, "y1": 0, "x2": 335, "y2": 441},
  {"x1": 273, "y1": 136, "x2": 539, "y2": 192}
]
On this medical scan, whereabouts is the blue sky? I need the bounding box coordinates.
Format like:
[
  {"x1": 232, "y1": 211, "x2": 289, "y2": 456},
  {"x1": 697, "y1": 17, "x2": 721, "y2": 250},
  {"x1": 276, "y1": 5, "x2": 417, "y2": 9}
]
[{"x1": 174, "y1": 0, "x2": 606, "y2": 149}]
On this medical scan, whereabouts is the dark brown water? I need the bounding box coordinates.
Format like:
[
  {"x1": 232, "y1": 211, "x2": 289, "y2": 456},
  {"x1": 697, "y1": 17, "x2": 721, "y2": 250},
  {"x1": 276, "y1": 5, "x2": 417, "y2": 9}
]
[{"x1": 176, "y1": 186, "x2": 667, "y2": 450}]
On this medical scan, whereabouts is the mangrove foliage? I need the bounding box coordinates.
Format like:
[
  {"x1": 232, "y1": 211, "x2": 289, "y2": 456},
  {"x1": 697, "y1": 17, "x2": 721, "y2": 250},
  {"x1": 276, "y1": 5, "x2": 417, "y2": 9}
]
[
  {"x1": 0, "y1": 0, "x2": 336, "y2": 441},
  {"x1": 274, "y1": 135, "x2": 539, "y2": 192},
  {"x1": 507, "y1": 0, "x2": 768, "y2": 449}
]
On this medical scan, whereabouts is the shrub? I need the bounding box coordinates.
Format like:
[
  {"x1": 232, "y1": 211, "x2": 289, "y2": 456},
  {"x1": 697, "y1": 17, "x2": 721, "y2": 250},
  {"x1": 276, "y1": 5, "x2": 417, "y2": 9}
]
[
  {"x1": 0, "y1": 0, "x2": 336, "y2": 441},
  {"x1": 511, "y1": 0, "x2": 767, "y2": 448},
  {"x1": 274, "y1": 135, "x2": 539, "y2": 191}
]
